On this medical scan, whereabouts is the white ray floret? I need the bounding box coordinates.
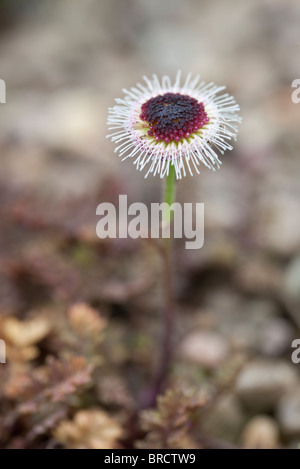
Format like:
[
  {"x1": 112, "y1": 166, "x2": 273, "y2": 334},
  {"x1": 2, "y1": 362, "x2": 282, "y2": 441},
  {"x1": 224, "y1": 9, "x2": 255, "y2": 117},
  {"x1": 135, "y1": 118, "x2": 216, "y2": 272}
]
[{"x1": 107, "y1": 71, "x2": 241, "y2": 179}]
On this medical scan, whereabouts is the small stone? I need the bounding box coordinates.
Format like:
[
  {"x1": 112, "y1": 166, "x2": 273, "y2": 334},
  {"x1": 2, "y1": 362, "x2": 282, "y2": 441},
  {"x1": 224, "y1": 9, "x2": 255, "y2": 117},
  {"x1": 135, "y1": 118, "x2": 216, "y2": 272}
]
[
  {"x1": 203, "y1": 393, "x2": 246, "y2": 442},
  {"x1": 256, "y1": 317, "x2": 294, "y2": 357},
  {"x1": 256, "y1": 173, "x2": 300, "y2": 256},
  {"x1": 236, "y1": 257, "x2": 282, "y2": 294},
  {"x1": 241, "y1": 415, "x2": 280, "y2": 449},
  {"x1": 179, "y1": 330, "x2": 229, "y2": 369},
  {"x1": 236, "y1": 360, "x2": 298, "y2": 411},
  {"x1": 284, "y1": 255, "x2": 300, "y2": 302},
  {"x1": 277, "y1": 391, "x2": 300, "y2": 438}
]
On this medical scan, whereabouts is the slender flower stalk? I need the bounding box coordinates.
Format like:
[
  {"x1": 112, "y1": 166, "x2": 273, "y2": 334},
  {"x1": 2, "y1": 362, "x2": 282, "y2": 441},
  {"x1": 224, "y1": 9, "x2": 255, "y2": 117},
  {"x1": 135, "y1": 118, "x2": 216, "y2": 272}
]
[
  {"x1": 163, "y1": 164, "x2": 176, "y2": 224},
  {"x1": 145, "y1": 165, "x2": 176, "y2": 407},
  {"x1": 160, "y1": 165, "x2": 176, "y2": 387},
  {"x1": 107, "y1": 72, "x2": 241, "y2": 406}
]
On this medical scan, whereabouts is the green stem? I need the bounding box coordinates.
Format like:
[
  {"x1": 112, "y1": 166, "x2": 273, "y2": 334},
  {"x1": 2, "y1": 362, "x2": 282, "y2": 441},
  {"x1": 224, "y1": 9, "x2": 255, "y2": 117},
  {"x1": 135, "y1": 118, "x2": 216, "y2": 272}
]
[
  {"x1": 143, "y1": 163, "x2": 176, "y2": 408},
  {"x1": 163, "y1": 164, "x2": 176, "y2": 224}
]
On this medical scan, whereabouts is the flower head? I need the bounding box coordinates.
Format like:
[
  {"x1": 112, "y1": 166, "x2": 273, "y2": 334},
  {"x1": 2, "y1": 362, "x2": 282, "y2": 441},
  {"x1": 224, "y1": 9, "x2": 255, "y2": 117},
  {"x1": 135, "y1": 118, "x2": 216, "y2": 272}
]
[{"x1": 107, "y1": 71, "x2": 241, "y2": 179}]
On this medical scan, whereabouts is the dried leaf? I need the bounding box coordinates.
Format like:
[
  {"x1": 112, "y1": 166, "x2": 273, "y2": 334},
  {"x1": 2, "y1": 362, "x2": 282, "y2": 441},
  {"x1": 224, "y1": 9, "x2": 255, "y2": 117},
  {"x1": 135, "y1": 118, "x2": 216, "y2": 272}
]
[
  {"x1": 16, "y1": 356, "x2": 93, "y2": 414},
  {"x1": 3, "y1": 367, "x2": 33, "y2": 399},
  {"x1": 137, "y1": 388, "x2": 208, "y2": 449},
  {"x1": 26, "y1": 407, "x2": 68, "y2": 443},
  {"x1": 97, "y1": 375, "x2": 134, "y2": 410},
  {"x1": 2, "y1": 317, "x2": 51, "y2": 348},
  {"x1": 68, "y1": 303, "x2": 107, "y2": 338},
  {"x1": 54, "y1": 409, "x2": 123, "y2": 449}
]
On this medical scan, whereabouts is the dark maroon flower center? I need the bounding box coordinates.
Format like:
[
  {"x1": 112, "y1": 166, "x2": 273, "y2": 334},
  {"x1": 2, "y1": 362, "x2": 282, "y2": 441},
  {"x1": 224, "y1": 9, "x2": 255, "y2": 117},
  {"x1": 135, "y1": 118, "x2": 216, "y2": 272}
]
[{"x1": 140, "y1": 92, "x2": 209, "y2": 143}]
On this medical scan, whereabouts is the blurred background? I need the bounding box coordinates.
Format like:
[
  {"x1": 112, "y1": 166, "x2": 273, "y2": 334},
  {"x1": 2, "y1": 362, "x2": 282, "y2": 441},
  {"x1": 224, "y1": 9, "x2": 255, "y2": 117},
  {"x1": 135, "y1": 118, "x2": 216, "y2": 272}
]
[{"x1": 0, "y1": 0, "x2": 300, "y2": 449}]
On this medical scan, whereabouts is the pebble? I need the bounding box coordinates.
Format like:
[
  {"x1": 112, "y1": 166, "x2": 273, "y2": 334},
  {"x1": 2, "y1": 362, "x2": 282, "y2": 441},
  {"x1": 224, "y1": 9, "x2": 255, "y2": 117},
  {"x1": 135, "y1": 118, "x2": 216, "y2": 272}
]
[
  {"x1": 203, "y1": 393, "x2": 246, "y2": 442},
  {"x1": 236, "y1": 360, "x2": 298, "y2": 411},
  {"x1": 256, "y1": 317, "x2": 294, "y2": 357},
  {"x1": 241, "y1": 415, "x2": 280, "y2": 449},
  {"x1": 284, "y1": 256, "x2": 300, "y2": 302},
  {"x1": 277, "y1": 391, "x2": 300, "y2": 438},
  {"x1": 179, "y1": 330, "x2": 229, "y2": 369}
]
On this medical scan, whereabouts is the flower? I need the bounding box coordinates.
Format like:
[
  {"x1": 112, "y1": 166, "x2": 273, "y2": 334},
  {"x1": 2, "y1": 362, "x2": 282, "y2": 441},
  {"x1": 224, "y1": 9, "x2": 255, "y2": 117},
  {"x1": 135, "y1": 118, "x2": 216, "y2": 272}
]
[{"x1": 107, "y1": 71, "x2": 241, "y2": 179}]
